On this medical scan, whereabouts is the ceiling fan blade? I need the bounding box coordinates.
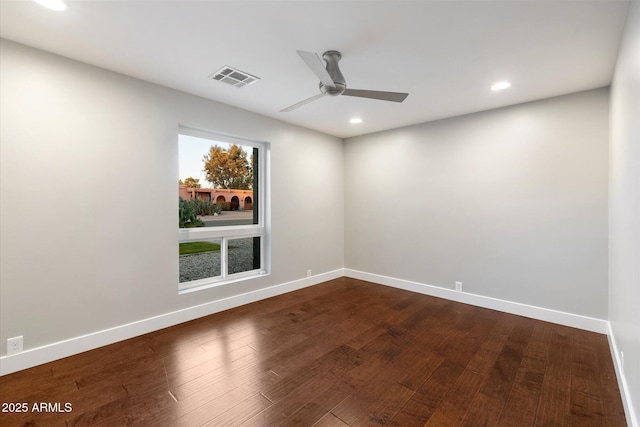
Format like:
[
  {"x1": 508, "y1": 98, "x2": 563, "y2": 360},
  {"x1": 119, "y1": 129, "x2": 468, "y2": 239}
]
[
  {"x1": 297, "y1": 50, "x2": 336, "y2": 89},
  {"x1": 280, "y1": 93, "x2": 325, "y2": 112},
  {"x1": 342, "y1": 89, "x2": 409, "y2": 103}
]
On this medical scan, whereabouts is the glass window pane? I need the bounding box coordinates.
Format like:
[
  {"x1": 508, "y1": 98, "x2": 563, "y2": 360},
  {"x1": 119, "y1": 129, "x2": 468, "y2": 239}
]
[
  {"x1": 179, "y1": 134, "x2": 258, "y2": 229},
  {"x1": 228, "y1": 237, "x2": 261, "y2": 275},
  {"x1": 179, "y1": 239, "x2": 222, "y2": 283}
]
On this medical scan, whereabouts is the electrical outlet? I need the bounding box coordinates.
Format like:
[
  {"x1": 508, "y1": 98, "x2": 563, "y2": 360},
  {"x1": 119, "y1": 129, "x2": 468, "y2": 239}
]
[
  {"x1": 307, "y1": 269, "x2": 312, "y2": 277},
  {"x1": 620, "y1": 351, "x2": 625, "y2": 370},
  {"x1": 7, "y1": 336, "x2": 23, "y2": 355},
  {"x1": 455, "y1": 281, "x2": 463, "y2": 292}
]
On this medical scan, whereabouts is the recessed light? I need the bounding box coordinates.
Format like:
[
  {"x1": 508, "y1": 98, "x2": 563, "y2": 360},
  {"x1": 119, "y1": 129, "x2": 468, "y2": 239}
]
[
  {"x1": 491, "y1": 81, "x2": 511, "y2": 91},
  {"x1": 350, "y1": 118, "x2": 363, "y2": 124},
  {"x1": 34, "y1": 0, "x2": 67, "y2": 11}
]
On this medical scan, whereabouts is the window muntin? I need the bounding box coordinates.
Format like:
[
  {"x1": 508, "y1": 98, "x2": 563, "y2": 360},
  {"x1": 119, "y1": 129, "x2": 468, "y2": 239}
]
[{"x1": 178, "y1": 127, "x2": 268, "y2": 293}]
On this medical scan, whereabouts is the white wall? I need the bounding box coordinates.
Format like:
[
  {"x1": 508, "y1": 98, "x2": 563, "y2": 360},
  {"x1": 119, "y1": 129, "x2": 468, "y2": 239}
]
[
  {"x1": 609, "y1": 0, "x2": 640, "y2": 424},
  {"x1": 345, "y1": 89, "x2": 609, "y2": 319},
  {"x1": 0, "y1": 39, "x2": 344, "y2": 357}
]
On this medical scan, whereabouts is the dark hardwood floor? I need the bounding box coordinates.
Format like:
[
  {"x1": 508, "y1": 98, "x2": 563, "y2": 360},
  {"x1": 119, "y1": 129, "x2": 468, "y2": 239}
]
[{"x1": 0, "y1": 278, "x2": 627, "y2": 426}]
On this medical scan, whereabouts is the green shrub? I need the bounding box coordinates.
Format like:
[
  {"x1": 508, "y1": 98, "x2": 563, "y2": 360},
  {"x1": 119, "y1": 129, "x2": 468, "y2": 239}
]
[
  {"x1": 190, "y1": 198, "x2": 222, "y2": 216},
  {"x1": 179, "y1": 197, "x2": 205, "y2": 228}
]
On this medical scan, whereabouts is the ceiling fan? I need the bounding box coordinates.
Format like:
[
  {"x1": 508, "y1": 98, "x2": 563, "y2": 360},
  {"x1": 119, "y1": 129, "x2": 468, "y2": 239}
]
[{"x1": 281, "y1": 50, "x2": 409, "y2": 112}]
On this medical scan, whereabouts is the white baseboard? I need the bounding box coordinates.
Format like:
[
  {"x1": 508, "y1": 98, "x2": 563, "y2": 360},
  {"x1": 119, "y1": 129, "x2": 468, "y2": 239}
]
[
  {"x1": 0, "y1": 268, "x2": 614, "y2": 377},
  {"x1": 0, "y1": 269, "x2": 345, "y2": 376},
  {"x1": 607, "y1": 323, "x2": 638, "y2": 427},
  {"x1": 344, "y1": 269, "x2": 608, "y2": 334}
]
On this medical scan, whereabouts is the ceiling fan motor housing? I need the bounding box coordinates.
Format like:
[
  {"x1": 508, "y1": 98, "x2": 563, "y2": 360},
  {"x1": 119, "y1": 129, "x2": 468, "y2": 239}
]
[{"x1": 320, "y1": 50, "x2": 346, "y2": 96}]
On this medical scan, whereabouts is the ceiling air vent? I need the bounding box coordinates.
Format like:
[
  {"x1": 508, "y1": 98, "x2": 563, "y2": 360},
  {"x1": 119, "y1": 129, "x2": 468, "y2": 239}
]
[{"x1": 209, "y1": 66, "x2": 260, "y2": 88}]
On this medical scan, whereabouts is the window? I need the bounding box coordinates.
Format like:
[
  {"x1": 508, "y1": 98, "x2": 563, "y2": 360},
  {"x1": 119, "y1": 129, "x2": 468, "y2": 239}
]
[{"x1": 178, "y1": 127, "x2": 269, "y2": 293}]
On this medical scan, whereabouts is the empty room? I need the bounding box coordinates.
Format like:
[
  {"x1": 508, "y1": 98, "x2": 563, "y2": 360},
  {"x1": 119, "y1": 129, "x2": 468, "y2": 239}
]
[{"x1": 0, "y1": 0, "x2": 638, "y2": 426}]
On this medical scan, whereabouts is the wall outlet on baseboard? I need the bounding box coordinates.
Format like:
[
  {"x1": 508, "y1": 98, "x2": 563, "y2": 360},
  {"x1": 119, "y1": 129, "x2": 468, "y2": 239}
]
[
  {"x1": 455, "y1": 281, "x2": 463, "y2": 292},
  {"x1": 307, "y1": 269, "x2": 312, "y2": 277},
  {"x1": 7, "y1": 336, "x2": 23, "y2": 355}
]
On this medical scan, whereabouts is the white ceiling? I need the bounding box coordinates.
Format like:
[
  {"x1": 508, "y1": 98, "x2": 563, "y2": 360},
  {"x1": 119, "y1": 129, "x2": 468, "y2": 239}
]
[{"x1": 0, "y1": 0, "x2": 629, "y2": 138}]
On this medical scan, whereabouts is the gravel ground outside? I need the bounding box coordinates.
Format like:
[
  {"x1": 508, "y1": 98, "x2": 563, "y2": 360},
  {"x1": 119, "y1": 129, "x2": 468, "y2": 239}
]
[{"x1": 179, "y1": 238, "x2": 257, "y2": 283}]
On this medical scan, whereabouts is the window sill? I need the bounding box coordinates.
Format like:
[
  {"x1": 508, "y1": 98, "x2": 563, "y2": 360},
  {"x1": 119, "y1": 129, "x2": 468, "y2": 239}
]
[{"x1": 178, "y1": 269, "x2": 270, "y2": 295}]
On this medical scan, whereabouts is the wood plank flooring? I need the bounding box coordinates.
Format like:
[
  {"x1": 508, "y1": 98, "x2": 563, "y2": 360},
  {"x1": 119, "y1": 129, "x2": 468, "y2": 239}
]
[{"x1": 0, "y1": 278, "x2": 627, "y2": 426}]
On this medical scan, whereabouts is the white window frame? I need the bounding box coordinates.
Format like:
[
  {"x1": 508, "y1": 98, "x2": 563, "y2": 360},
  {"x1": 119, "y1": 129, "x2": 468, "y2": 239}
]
[{"x1": 178, "y1": 126, "x2": 270, "y2": 294}]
